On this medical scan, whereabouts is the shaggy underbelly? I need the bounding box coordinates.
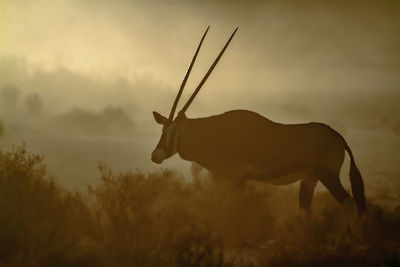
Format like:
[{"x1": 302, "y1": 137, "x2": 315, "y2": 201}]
[
  {"x1": 246, "y1": 165, "x2": 311, "y2": 185},
  {"x1": 261, "y1": 169, "x2": 309, "y2": 185}
]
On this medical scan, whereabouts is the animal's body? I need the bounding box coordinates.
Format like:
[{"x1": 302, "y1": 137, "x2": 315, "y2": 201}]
[
  {"x1": 151, "y1": 27, "x2": 366, "y2": 216},
  {"x1": 178, "y1": 110, "x2": 343, "y2": 183},
  {"x1": 156, "y1": 110, "x2": 366, "y2": 215}
]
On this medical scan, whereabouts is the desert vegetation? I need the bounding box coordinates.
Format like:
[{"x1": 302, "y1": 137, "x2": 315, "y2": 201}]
[{"x1": 0, "y1": 145, "x2": 399, "y2": 266}]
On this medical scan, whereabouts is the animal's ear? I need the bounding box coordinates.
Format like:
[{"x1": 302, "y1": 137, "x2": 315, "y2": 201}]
[{"x1": 153, "y1": 111, "x2": 168, "y2": 125}]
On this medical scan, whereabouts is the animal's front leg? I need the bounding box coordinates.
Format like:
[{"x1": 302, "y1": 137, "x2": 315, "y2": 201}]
[{"x1": 299, "y1": 172, "x2": 318, "y2": 218}]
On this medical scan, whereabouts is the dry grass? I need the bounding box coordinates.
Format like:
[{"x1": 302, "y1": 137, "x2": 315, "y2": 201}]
[{"x1": 0, "y1": 145, "x2": 399, "y2": 266}]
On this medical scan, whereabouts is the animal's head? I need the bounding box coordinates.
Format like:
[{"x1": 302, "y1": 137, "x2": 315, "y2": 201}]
[
  {"x1": 151, "y1": 111, "x2": 181, "y2": 164},
  {"x1": 151, "y1": 26, "x2": 238, "y2": 164}
]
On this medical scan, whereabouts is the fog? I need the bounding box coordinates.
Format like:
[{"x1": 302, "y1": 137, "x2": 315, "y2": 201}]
[{"x1": 0, "y1": 0, "x2": 399, "y2": 203}]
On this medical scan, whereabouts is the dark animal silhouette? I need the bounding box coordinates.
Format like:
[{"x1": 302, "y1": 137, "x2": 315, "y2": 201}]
[{"x1": 151, "y1": 26, "x2": 366, "y2": 216}]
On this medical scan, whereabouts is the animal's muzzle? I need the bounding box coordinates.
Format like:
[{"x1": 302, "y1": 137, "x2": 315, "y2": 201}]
[
  {"x1": 151, "y1": 149, "x2": 165, "y2": 164},
  {"x1": 151, "y1": 154, "x2": 162, "y2": 164}
]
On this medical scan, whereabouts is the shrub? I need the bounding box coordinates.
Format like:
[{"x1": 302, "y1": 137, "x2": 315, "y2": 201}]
[
  {"x1": 0, "y1": 145, "x2": 95, "y2": 266},
  {"x1": 1, "y1": 145, "x2": 399, "y2": 266},
  {"x1": 87, "y1": 164, "x2": 228, "y2": 266}
]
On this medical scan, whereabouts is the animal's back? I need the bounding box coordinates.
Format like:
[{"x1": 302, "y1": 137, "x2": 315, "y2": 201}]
[{"x1": 181, "y1": 109, "x2": 345, "y2": 179}]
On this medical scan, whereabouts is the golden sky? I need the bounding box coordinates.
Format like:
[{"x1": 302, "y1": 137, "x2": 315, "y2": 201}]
[{"x1": 2, "y1": 0, "x2": 399, "y2": 86}]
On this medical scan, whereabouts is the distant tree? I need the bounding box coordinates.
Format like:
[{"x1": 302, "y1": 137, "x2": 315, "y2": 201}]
[
  {"x1": 58, "y1": 106, "x2": 135, "y2": 134},
  {"x1": 393, "y1": 122, "x2": 400, "y2": 136},
  {"x1": 25, "y1": 93, "x2": 42, "y2": 114},
  {"x1": 0, "y1": 85, "x2": 20, "y2": 108},
  {"x1": 0, "y1": 119, "x2": 4, "y2": 136}
]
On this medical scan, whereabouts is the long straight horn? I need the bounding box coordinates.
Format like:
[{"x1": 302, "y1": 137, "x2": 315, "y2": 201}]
[
  {"x1": 179, "y1": 27, "x2": 238, "y2": 115},
  {"x1": 168, "y1": 26, "x2": 210, "y2": 121}
]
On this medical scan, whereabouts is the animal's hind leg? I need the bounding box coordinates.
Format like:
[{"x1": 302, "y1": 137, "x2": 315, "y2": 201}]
[
  {"x1": 314, "y1": 168, "x2": 356, "y2": 216},
  {"x1": 299, "y1": 171, "x2": 318, "y2": 217}
]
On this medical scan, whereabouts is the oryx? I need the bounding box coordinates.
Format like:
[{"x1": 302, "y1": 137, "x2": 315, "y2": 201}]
[{"x1": 151, "y1": 26, "x2": 366, "y2": 216}]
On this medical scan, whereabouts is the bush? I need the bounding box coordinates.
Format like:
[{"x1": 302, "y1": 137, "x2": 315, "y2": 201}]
[
  {"x1": 87, "y1": 165, "x2": 228, "y2": 266},
  {"x1": 0, "y1": 145, "x2": 95, "y2": 266},
  {"x1": 1, "y1": 145, "x2": 399, "y2": 266}
]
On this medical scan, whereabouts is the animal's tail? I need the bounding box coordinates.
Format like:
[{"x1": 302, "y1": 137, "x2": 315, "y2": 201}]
[{"x1": 344, "y1": 143, "x2": 366, "y2": 215}]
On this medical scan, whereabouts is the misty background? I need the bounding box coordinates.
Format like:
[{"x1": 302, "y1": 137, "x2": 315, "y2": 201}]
[{"x1": 0, "y1": 0, "x2": 399, "y2": 203}]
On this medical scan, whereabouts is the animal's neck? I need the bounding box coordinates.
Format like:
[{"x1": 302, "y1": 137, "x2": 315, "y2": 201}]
[{"x1": 177, "y1": 118, "x2": 208, "y2": 163}]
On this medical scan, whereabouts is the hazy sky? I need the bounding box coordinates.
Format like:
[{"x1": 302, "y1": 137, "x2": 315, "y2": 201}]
[
  {"x1": 1, "y1": 0, "x2": 399, "y2": 119},
  {"x1": 1, "y1": 0, "x2": 399, "y2": 191}
]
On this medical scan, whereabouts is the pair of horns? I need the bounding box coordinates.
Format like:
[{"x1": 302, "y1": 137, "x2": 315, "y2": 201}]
[{"x1": 168, "y1": 26, "x2": 238, "y2": 121}]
